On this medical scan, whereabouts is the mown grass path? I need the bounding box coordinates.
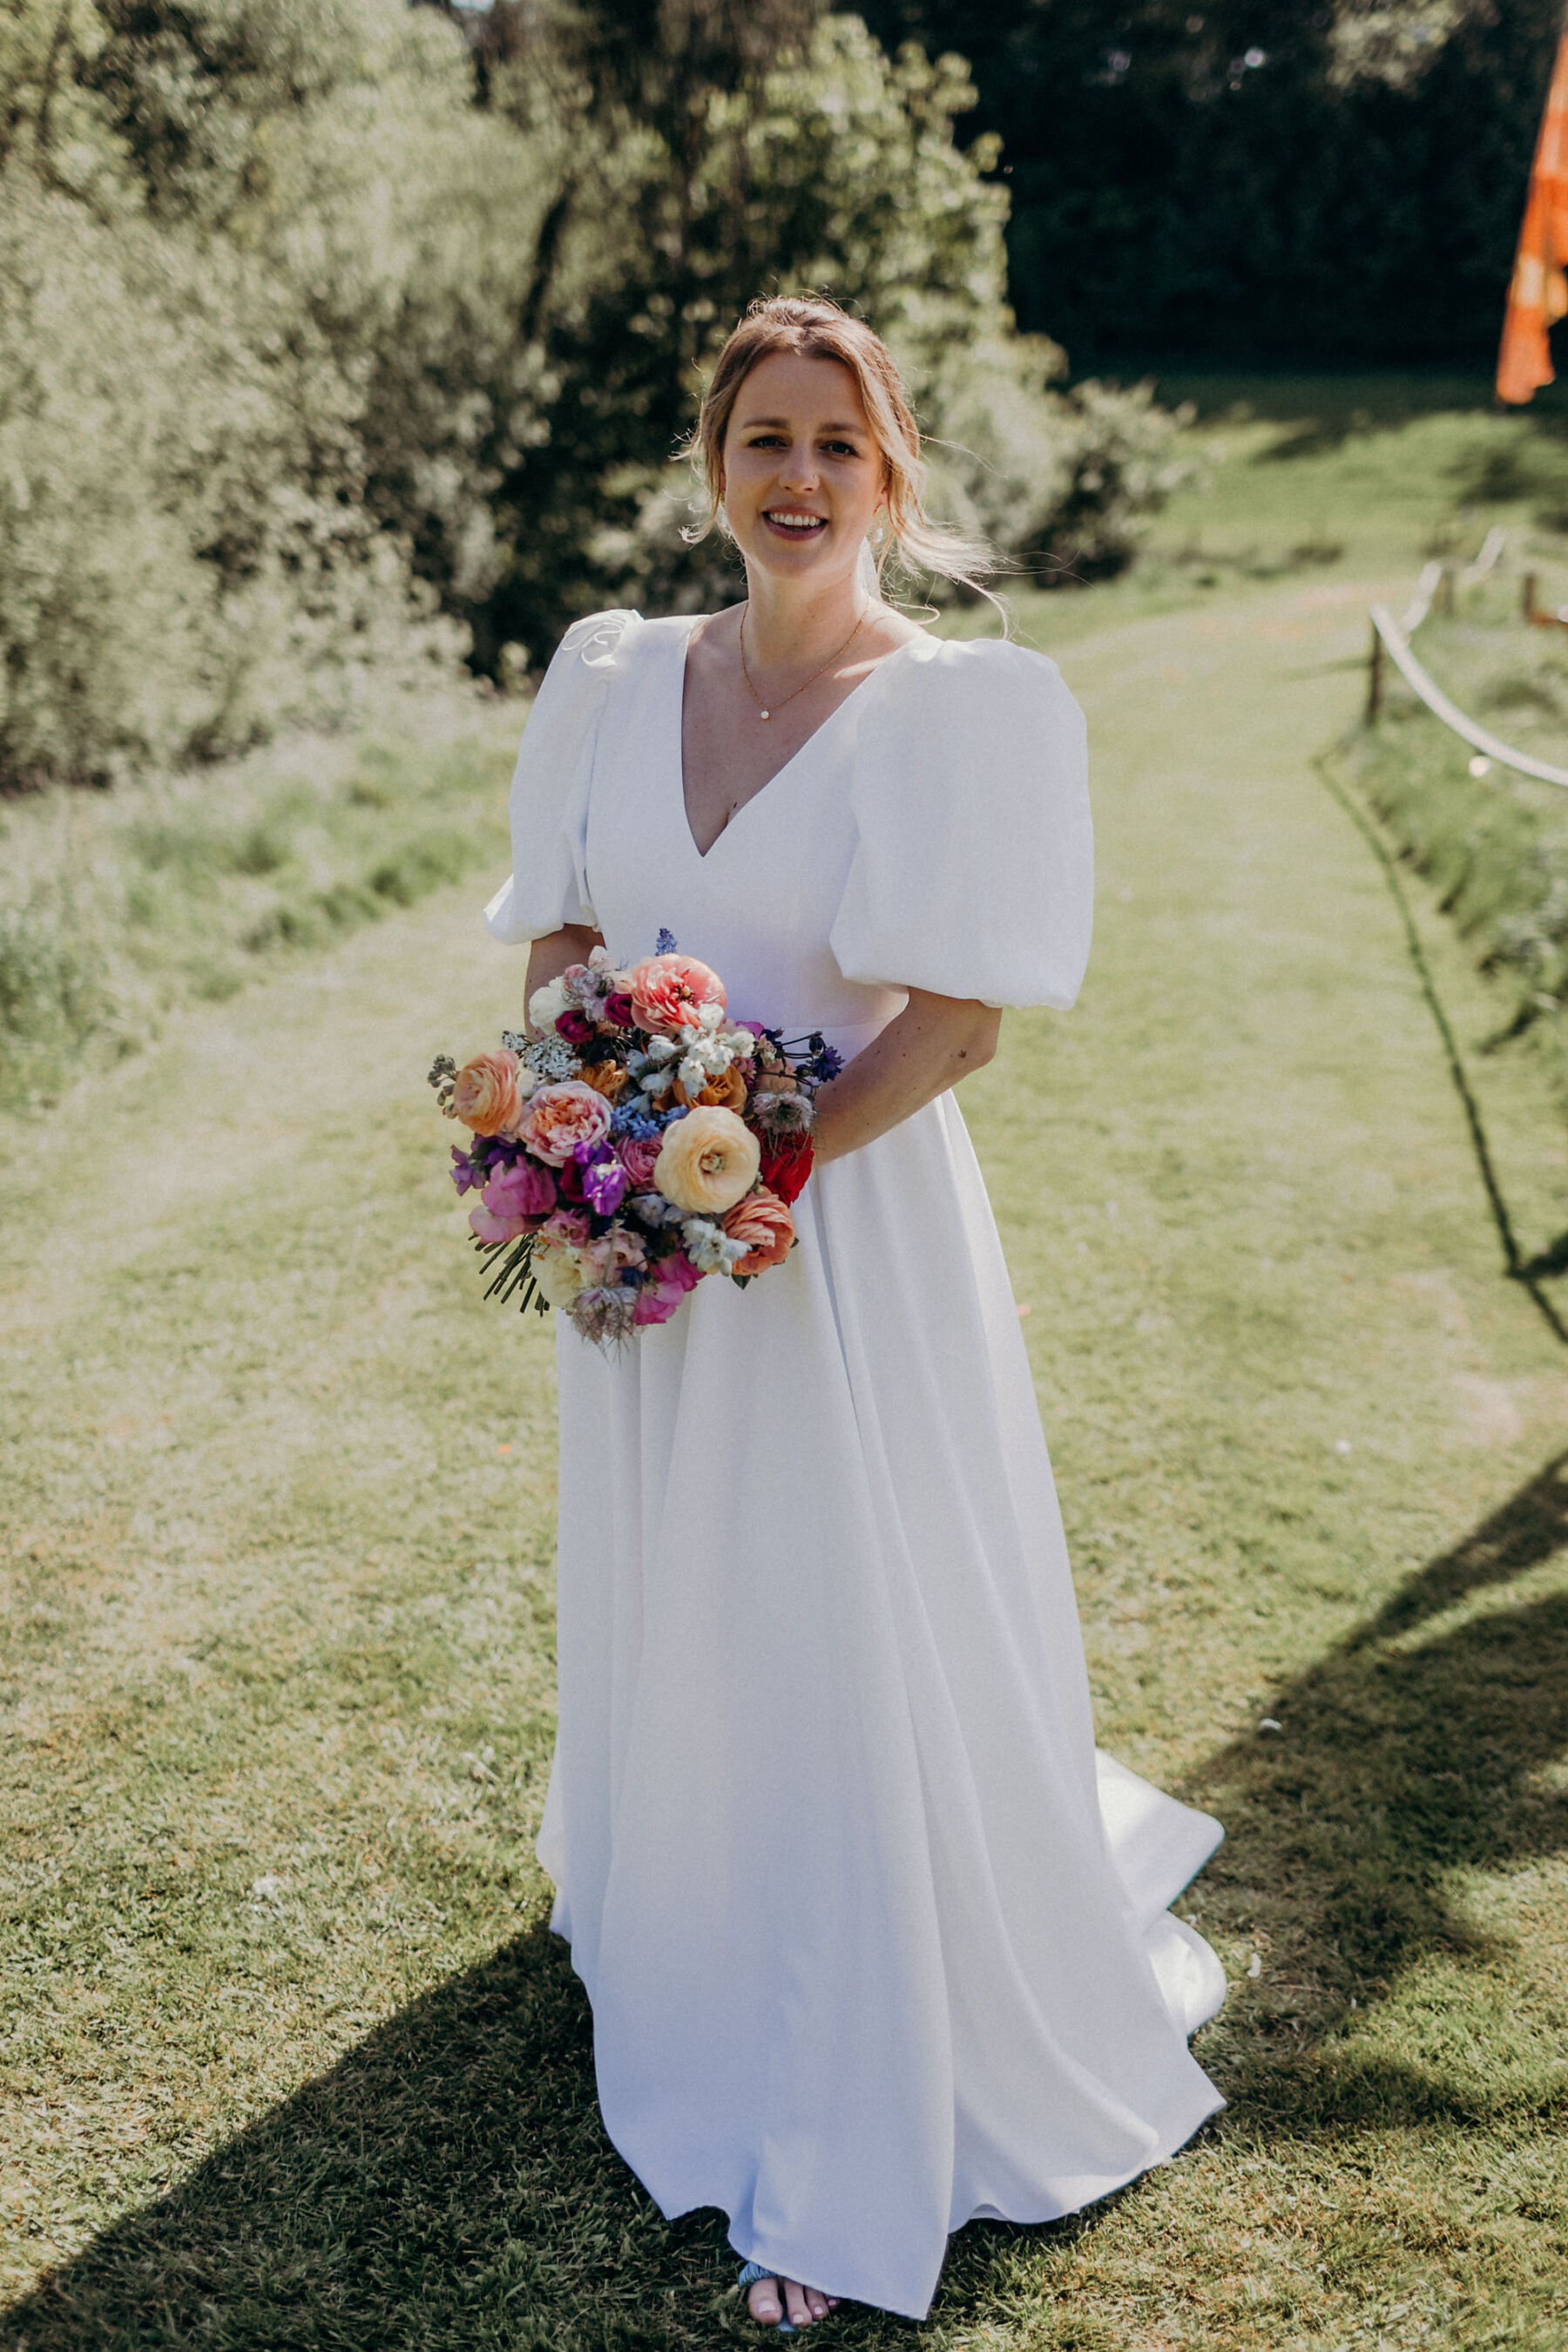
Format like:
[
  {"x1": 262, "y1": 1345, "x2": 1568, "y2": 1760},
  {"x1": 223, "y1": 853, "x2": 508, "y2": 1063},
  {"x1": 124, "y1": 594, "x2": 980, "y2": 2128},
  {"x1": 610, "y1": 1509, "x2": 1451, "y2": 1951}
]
[{"x1": 4, "y1": 575, "x2": 1567, "y2": 2351}]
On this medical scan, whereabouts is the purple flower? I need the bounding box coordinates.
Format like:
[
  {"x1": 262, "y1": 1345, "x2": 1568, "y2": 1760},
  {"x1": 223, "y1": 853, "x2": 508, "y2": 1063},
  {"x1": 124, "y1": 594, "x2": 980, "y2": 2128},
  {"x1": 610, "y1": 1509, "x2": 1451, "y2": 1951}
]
[
  {"x1": 484, "y1": 1158, "x2": 558, "y2": 1220},
  {"x1": 654, "y1": 928, "x2": 679, "y2": 956},
  {"x1": 450, "y1": 1146, "x2": 481, "y2": 1196},
  {"x1": 583, "y1": 1156, "x2": 630, "y2": 1216}
]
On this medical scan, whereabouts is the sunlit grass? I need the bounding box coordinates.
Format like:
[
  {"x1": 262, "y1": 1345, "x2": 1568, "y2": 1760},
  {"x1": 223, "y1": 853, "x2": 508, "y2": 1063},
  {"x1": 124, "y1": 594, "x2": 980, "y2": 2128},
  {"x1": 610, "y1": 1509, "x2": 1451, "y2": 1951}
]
[{"x1": 0, "y1": 689, "x2": 520, "y2": 1113}]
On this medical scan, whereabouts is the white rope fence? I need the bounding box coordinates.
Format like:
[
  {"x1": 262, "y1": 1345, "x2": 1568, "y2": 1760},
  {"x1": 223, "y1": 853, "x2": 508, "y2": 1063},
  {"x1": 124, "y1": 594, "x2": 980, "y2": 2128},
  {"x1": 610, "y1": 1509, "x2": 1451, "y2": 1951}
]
[{"x1": 1367, "y1": 599, "x2": 1568, "y2": 790}]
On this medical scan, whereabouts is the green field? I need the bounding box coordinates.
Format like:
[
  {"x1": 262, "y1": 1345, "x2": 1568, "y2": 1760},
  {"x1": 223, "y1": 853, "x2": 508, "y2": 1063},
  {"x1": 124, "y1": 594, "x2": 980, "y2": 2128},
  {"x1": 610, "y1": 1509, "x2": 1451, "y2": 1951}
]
[{"x1": 4, "y1": 380, "x2": 1568, "y2": 2350}]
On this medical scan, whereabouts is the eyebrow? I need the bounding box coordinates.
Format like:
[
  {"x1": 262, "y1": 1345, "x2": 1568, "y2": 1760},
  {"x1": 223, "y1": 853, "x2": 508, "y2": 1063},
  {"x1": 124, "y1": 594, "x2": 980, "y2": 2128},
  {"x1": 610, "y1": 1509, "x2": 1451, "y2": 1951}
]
[{"x1": 737, "y1": 415, "x2": 867, "y2": 434}]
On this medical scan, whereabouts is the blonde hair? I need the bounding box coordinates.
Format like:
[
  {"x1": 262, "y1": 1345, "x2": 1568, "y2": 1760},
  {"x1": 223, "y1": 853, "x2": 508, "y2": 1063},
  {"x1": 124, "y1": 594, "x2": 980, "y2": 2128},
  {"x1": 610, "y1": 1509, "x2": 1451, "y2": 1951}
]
[{"x1": 686, "y1": 294, "x2": 994, "y2": 596}]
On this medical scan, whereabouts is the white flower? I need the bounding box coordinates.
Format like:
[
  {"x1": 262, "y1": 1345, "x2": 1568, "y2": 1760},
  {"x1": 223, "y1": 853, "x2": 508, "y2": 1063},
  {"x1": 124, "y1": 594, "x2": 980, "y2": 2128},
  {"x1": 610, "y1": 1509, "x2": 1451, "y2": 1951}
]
[
  {"x1": 534, "y1": 1241, "x2": 587, "y2": 1308},
  {"x1": 526, "y1": 1037, "x2": 581, "y2": 1082},
  {"x1": 529, "y1": 977, "x2": 570, "y2": 1031},
  {"x1": 681, "y1": 1216, "x2": 749, "y2": 1274}
]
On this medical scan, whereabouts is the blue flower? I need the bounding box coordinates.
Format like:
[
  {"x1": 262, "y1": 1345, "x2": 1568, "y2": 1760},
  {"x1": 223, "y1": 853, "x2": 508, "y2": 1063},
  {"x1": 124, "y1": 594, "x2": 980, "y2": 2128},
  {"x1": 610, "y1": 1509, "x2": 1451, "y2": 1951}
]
[
  {"x1": 611, "y1": 1099, "x2": 663, "y2": 1138},
  {"x1": 654, "y1": 927, "x2": 678, "y2": 956}
]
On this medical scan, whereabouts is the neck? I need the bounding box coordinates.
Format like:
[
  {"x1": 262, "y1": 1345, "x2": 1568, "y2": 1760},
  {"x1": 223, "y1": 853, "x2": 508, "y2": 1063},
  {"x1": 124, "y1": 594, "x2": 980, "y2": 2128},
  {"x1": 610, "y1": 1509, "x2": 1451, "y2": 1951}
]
[{"x1": 740, "y1": 562, "x2": 870, "y2": 669}]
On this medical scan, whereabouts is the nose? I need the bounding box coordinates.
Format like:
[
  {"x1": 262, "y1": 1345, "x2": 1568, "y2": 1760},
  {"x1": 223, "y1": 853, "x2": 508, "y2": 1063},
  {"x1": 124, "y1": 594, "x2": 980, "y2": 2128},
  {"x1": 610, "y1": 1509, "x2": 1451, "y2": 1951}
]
[{"x1": 779, "y1": 440, "x2": 820, "y2": 493}]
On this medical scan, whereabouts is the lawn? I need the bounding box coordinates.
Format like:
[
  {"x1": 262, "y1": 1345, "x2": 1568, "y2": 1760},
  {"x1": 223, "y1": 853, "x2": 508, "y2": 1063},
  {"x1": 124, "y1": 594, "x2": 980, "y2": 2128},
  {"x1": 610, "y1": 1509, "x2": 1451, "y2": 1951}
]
[{"x1": 3, "y1": 379, "x2": 1568, "y2": 2350}]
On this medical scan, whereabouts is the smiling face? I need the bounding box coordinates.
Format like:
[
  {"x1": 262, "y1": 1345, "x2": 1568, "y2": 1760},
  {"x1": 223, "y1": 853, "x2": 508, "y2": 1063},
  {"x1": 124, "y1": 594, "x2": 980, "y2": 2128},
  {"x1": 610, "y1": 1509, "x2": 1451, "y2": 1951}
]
[{"x1": 720, "y1": 350, "x2": 886, "y2": 588}]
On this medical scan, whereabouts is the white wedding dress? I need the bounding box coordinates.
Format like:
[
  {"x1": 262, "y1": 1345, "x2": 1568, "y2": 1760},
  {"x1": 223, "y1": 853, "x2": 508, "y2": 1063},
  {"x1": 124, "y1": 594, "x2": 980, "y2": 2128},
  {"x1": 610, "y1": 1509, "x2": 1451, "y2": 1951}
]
[{"x1": 484, "y1": 610, "x2": 1227, "y2": 2322}]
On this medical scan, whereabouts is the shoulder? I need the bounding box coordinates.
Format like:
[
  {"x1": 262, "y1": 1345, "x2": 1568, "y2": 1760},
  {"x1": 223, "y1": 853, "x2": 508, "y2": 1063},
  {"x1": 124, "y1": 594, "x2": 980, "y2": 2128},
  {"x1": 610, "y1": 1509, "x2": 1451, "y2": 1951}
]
[
  {"x1": 550, "y1": 606, "x2": 644, "y2": 675},
  {"x1": 895, "y1": 628, "x2": 1076, "y2": 706},
  {"x1": 868, "y1": 629, "x2": 1085, "y2": 779}
]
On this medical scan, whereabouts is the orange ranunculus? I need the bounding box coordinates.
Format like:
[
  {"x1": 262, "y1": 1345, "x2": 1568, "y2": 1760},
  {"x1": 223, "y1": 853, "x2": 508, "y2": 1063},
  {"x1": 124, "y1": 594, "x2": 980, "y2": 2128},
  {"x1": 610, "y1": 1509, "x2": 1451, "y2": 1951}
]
[
  {"x1": 451, "y1": 1048, "x2": 523, "y2": 1136},
  {"x1": 721, "y1": 1186, "x2": 794, "y2": 1275},
  {"x1": 671, "y1": 1060, "x2": 747, "y2": 1112},
  {"x1": 578, "y1": 1059, "x2": 629, "y2": 1102},
  {"x1": 653, "y1": 1105, "x2": 760, "y2": 1215}
]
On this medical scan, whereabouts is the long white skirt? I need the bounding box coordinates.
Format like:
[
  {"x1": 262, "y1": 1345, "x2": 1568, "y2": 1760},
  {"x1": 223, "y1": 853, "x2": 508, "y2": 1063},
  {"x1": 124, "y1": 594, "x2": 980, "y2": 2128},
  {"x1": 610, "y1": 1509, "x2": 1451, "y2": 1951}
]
[{"x1": 540, "y1": 1092, "x2": 1226, "y2": 2322}]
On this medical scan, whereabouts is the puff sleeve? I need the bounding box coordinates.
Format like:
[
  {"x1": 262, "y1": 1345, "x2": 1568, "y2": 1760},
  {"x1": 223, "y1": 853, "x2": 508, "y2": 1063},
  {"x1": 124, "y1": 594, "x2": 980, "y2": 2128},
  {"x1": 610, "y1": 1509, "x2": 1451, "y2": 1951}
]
[
  {"x1": 483, "y1": 610, "x2": 639, "y2": 944},
  {"x1": 828, "y1": 636, "x2": 1092, "y2": 1010}
]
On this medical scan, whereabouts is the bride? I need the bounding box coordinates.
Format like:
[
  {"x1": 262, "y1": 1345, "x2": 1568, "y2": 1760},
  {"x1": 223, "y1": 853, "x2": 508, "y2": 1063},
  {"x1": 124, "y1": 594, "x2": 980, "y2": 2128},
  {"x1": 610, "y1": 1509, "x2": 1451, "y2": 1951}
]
[{"x1": 483, "y1": 294, "x2": 1227, "y2": 2330}]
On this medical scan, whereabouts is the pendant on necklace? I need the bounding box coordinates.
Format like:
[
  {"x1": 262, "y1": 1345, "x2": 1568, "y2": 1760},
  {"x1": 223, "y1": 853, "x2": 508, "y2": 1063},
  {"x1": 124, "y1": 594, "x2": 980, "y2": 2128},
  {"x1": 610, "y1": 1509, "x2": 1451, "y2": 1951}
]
[{"x1": 759, "y1": 709, "x2": 771, "y2": 721}]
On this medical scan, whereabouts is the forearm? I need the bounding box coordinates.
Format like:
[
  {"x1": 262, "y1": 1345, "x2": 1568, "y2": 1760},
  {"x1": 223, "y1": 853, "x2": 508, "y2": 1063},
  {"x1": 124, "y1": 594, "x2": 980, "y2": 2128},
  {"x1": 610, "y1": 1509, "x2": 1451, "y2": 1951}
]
[
  {"x1": 524, "y1": 924, "x2": 604, "y2": 1031},
  {"x1": 812, "y1": 990, "x2": 1001, "y2": 1166}
]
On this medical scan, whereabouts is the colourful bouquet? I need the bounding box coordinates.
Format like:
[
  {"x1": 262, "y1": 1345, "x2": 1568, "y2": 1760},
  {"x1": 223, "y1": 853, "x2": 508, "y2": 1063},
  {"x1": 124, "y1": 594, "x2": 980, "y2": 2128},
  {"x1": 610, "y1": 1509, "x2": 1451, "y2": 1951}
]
[{"x1": 429, "y1": 931, "x2": 841, "y2": 1346}]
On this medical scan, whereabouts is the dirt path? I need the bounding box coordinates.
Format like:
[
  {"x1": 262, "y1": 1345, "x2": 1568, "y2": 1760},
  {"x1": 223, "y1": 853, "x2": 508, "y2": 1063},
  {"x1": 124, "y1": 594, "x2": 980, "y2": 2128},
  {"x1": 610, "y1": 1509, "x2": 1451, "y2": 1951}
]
[{"x1": 5, "y1": 577, "x2": 1567, "y2": 2349}]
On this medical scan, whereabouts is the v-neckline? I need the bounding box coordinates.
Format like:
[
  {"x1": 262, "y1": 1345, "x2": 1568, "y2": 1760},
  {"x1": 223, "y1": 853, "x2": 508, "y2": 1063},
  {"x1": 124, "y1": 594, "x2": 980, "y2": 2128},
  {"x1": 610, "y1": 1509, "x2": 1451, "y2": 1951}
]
[{"x1": 676, "y1": 617, "x2": 923, "y2": 864}]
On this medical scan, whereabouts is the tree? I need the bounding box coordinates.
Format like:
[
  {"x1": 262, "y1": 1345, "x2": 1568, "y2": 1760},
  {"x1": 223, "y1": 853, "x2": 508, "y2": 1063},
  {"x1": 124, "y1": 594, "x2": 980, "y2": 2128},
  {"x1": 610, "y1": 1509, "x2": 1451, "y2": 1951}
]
[{"x1": 859, "y1": 0, "x2": 1567, "y2": 365}]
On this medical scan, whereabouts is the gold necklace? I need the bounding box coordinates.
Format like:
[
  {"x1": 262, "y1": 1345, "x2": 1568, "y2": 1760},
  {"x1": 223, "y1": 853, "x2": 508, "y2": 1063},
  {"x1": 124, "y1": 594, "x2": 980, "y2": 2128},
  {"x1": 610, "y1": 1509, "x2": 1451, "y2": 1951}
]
[{"x1": 738, "y1": 603, "x2": 868, "y2": 722}]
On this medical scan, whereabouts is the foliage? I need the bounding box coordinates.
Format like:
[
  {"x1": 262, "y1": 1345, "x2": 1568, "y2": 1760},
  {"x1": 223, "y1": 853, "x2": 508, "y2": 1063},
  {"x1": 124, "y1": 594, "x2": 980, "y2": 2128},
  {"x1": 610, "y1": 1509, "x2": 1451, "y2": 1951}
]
[
  {"x1": 0, "y1": 0, "x2": 1192, "y2": 790},
  {"x1": 470, "y1": 11, "x2": 1188, "y2": 644},
  {"x1": 862, "y1": 0, "x2": 1567, "y2": 367},
  {"x1": 0, "y1": 0, "x2": 481, "y2": 788}
]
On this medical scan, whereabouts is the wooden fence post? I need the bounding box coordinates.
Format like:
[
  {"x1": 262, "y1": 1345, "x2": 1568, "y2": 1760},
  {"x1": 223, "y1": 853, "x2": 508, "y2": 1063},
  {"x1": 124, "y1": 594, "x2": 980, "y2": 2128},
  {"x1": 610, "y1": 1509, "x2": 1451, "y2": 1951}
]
[{"x1": 1366, "y1": 620, "x2": 1384, "y2": 724}]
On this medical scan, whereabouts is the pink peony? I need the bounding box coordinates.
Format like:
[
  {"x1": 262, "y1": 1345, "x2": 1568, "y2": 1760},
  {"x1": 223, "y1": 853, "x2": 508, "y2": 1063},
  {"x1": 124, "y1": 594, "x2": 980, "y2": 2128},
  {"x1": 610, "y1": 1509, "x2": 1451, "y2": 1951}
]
[
  {"x1": 467, "y1": 1156, "x2": 558, "y2": 1241},
  {"x1": 632, "y1": 1249, "x2": 702, "y2": 1326},
  {"x1": 627, "y1": 952, "x2": 727, "y2": 1037},
  {"x1": 615, "y1": 1132, "x2": 663, "y2": 1188},
  {"x1": 517, "y1": 1081, "x2": 613, "y2": 1167}
]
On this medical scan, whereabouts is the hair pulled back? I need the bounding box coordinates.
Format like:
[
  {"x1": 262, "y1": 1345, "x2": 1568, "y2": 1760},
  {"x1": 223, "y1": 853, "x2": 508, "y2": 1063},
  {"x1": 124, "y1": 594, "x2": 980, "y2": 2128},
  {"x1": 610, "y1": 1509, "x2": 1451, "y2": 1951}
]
[{"x1": 688, "y1": 295, "x2": 993, "y2": 596}]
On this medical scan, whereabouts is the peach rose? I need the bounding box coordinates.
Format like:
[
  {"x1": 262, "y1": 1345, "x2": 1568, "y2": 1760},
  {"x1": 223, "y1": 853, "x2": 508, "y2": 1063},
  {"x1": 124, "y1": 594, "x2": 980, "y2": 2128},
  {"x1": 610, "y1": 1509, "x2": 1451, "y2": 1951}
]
[
  {"x1": 722, "y1": 1186, "x2": 794, "y2": 1274},
  {"x1": 578, "y1": 1059, "x2": 629, "y2": 1102},
  {"x1": 671, "y1": 1060, "x2": 747, "y2": 1112},
  {"x1": 652, "y1": 1105, "x2": 760, "y2": 1215},
  {"x1": 517, "y1": 1081, "x2": 613, "y2": 1167},
  {"x1": 627, "y1": 952, "x2": 727, "y2": 1037},
  {"x1": 451, "y1": 1049, "x2": 523, "y2": 1136}
]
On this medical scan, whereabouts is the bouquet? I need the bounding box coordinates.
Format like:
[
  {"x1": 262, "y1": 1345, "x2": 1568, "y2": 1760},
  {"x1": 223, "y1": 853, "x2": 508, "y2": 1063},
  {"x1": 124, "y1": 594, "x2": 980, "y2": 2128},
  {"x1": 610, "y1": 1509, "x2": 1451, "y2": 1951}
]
[{"x1": 429, "y1": 932, "x2": 841, "y2": 1347}]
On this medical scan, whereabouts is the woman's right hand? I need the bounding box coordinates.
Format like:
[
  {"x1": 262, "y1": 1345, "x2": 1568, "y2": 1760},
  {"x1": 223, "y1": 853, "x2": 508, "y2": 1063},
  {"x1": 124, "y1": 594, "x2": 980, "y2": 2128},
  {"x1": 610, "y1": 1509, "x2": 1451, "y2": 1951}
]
[{"x1": 524, "y1": 924, "x2": 605, "y2": 1034}]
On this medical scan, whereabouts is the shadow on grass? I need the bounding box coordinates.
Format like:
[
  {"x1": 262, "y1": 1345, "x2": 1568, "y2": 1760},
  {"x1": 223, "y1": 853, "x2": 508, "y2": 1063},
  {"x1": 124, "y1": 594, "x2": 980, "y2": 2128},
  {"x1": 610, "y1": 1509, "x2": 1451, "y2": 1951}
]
[
  {"x1": 7, "y1": 1461, "x2": 1568, "y2": 2348},
  {"x1": 1191, "y1": 1448, "x2": 1568, "y2": 2132},
  {"x1": 0, "y1": 1920, "x2": 740, "y2": 2352}
]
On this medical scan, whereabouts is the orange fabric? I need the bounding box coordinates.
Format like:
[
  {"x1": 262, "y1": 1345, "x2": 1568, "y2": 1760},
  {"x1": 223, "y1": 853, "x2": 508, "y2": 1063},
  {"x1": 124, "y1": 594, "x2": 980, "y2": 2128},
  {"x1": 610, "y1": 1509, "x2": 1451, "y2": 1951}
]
[{"x1": 1498, "y1": 26, "x2": 1568, "y2": 404}]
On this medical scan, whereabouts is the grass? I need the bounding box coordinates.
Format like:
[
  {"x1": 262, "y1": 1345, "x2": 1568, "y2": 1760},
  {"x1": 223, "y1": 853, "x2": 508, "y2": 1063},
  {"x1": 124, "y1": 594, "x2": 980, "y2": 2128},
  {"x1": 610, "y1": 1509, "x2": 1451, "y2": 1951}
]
[
  {"x1": 0, "y1": 688, "x2": 521, "y2": 1113},
  {"x1": 4, "y1": 376, "x2": 1568, "y2": 2349},
  {"x1": 1329, "y1": 567, "x2": 1568, "y2": 1150}
]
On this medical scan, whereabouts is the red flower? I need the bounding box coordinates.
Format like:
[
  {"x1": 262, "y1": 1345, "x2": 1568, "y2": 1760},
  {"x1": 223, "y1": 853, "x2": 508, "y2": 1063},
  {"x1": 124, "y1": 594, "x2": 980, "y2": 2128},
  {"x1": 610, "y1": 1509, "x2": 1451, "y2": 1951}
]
[{"x1": 759, "y1": 1134, "x2": 814, "y2": 1204}]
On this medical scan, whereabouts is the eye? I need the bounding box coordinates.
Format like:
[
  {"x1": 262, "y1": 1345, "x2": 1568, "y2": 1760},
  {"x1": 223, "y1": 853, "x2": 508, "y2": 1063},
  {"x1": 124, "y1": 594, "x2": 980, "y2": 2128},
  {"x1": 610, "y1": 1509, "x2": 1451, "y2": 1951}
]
[
  {"x1": 823, "y1": 439, "x2": 862, "y2": 458},
  {"x1": 746, "y1": 432, "x2": 787, "y2": 448}
]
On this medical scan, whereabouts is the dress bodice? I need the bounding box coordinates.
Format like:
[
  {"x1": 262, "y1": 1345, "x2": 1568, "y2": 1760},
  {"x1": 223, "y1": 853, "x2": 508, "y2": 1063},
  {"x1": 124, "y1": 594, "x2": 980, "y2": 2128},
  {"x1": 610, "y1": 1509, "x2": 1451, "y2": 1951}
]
[{"x1": 484, "y1": 608, "x2": 1094, "y2": 1053}]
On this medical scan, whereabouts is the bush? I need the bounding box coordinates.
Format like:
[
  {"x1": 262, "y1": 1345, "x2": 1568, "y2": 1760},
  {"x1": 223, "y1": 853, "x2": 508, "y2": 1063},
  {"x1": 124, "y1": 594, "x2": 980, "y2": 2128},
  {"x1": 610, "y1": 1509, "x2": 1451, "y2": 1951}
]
[{"x1": 0, "y1": 0, "x2": 1190, "y2": 789}]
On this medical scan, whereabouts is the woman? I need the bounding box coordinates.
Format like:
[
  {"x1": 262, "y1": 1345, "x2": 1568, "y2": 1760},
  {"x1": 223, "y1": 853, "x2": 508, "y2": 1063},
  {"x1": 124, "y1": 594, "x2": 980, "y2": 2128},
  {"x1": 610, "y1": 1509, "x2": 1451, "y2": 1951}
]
[{"x1": 483, "y1": 295, "x2": 1227, "y2": 2331}]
